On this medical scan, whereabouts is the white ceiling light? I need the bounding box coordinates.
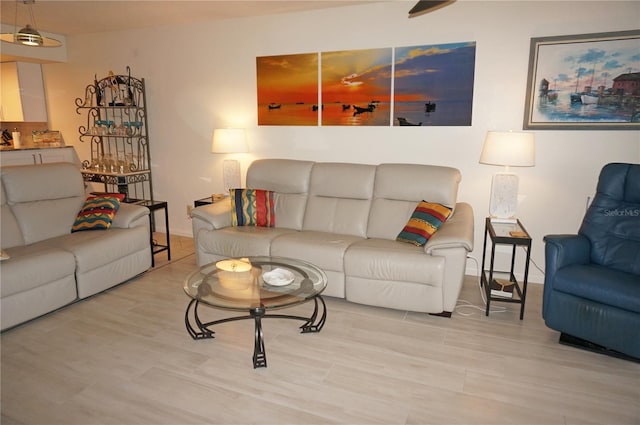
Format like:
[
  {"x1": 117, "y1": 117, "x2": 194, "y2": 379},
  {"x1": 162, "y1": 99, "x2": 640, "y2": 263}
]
[{"x1": 0, "y1": 0, "x2": 62, "y2": 47}]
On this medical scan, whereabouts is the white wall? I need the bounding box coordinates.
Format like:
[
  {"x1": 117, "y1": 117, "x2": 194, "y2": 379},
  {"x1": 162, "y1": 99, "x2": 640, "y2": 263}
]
[{"x1": 43, "y1": 1, "x2": 640, "y2": 283}]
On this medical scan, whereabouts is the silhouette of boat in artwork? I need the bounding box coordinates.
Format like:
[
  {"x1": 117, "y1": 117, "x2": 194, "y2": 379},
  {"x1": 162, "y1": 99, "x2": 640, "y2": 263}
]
[
  {"x1": 425, "y1": 102, "x2": 436, "y2": 112},
  {"x1": 397, "y1": 117, "x2": 422, "y2": 126},
  {"x1": 268, "y1": 103, "x2": 281, "y2": 109},
  {"x1": 353, "y1": 105, "x2": 375, "y2": 115}
]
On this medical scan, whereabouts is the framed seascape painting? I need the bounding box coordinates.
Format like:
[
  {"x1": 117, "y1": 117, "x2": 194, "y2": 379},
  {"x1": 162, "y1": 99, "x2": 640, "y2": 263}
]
[
  {"x1": 256, "y1": 53, "x2": 319, "y2": 126},
  {"x1": 523, "y1": 30, "x2": 640, "y2": 130}
]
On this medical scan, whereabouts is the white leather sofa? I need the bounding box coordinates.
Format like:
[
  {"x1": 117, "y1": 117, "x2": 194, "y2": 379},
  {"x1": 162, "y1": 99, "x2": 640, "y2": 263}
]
[
  {"x1": 0, "y1": 162, "x2": 152, "y2": 330},
  {"x1": 192, "y1": 159, "x2": 474, "y2": 316}
]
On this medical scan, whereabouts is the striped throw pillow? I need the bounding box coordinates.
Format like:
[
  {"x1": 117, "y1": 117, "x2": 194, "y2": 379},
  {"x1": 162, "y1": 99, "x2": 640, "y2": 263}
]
[
  {"x1": 230, "y1": 189, "x2": 275, "y2": 227},
  {"x1": 396, "y1": 201, "x2": 452, "y2": 246},
  {"x1": 71, "y1": 194, "x2": 125, "y2": 232}
]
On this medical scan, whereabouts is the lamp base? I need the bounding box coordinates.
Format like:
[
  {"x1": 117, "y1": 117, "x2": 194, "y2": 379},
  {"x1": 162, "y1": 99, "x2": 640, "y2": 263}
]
[
  {"x1": 489, "y1": 173, "x2": 518, "y2": 221},
  {"x1": 222, "y1": 159, "x2": 241, "y2": 190},
  {"x1": 489, "y1": 216, "x2": 518, "y2": 224}
]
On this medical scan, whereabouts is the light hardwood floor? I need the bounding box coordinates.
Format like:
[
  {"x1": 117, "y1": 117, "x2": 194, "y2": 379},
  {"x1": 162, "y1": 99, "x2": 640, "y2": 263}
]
[{"x1": 1, "y1": 235, "x2": 638, "y2": 425}]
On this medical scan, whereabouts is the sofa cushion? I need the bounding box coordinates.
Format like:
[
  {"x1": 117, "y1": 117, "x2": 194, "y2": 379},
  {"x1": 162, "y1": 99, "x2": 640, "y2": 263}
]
[
  {"x1": 303, "y1": 163, "x2": 376, "y2": 237},
  {"x1": 373, "y1": 163, "x2": 460, "y2": 208},
  {"x1": 271, "y1": 230, "x2": 364, "y2": 272},
  {"x1": 345, "y1": 238, "x2": 445, "y2": 284},
  {"x1": 367, "y1": 163, "x2": 460, "y2": 240},
  {"x1": 1, "y1": 184, "x2": 25, "y2": 249},
  {"x1": 344, "y1": 238, "x2": 446, "y2": 312},
  {"x1": 230, "y1": 189, "x2": 275, "y2": 227},
  {"x1": 553, "y1": 263, "x2": 640, "y2": 314},
  {"x1": 396, "y1": 201, "x2": 452, "y2": 246},
  {"x1": 196, "y1": 226, "x2": 298, "y2": 259},
  {"x1": 0, "y1": 245, "x2": 76, "y2": 298},
  {"x1": 49, "y1": 226, "x2": 149, "y2": 273},
  {"x1": 1, "y1": 163, "x2": 85, "y2": 244},
  {"x1": 71, "y1": 194, "x2": 125, "y2": 232},
  {"x1": 247, "y1": 159, "x2": 314, "y2": 231}
]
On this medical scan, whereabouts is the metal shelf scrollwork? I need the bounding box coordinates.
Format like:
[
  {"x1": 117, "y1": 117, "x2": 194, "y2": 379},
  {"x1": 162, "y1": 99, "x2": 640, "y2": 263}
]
[{"x1": 76, "y1": 67, "x2": 153, "y2": 201}]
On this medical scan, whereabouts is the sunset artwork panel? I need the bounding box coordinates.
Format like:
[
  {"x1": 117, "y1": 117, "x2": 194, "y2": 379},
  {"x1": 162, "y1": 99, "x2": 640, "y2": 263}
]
[
  {"x1": 394, "y1": 42, "x2": 476, "y2": 126},
  {"x1": 256, "y1": 53, "x2": 319, "y2": 126},
  {"x1": 321, "y1": 48, "x2": 392, "y2": 126}
]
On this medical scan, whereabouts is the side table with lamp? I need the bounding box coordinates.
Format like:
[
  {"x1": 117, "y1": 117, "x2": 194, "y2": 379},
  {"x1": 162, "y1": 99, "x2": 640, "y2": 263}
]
[{"x1": 479, "y1": 130, "x2": 535, "y2": 319}]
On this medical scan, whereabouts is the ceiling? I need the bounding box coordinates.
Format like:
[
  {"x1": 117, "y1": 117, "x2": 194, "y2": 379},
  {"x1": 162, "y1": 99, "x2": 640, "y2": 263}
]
[{"x1": 0, "y1": 0, "x2": 381, "y2": 36}]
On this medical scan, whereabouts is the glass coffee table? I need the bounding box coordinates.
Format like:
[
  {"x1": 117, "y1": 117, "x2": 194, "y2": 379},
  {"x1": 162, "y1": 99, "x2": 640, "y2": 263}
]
[{"x1": 183, "y1": 256, "x2": 327, "y2": 368}]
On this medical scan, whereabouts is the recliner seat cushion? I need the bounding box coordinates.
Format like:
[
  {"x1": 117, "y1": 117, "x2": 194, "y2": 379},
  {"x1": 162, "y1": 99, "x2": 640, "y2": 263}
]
[
  {"x1": 271, "y1": 231, "x2": 363, "y2": 272},
  {"x1": 49, "y1": 227, "x2": 150, "y2": 273},
  {"x1": 197, "y1": 226, "x2": 297, "y2": 258},
  {"x1": 345, "y1": 238, "x2": 444, "y2": 284},
  {"x1": 0, "y1": 246, "x2": 76, "y2": 298},
  {"x1": 553, "y1": 263, "x2": 640, "y2": 314}
]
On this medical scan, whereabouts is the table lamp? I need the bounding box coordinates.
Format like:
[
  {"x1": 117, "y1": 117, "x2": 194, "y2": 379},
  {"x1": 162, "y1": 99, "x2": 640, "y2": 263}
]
[
  {"x1": 479, "y1": 130, "x2": 535, "y2": 223},
  {"x1": 211, "y1": 128, "x2": 248, "y2": 191}
]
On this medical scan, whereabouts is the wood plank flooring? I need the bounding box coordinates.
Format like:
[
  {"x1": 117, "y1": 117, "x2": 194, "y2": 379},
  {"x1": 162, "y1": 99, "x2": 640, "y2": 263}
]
[{"x1": 1, "y1": 235, "x2": 638, "y2": 425}]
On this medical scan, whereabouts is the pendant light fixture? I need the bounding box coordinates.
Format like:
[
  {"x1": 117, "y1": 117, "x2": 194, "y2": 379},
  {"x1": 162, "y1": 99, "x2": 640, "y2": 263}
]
[{"x1": 0, "y1": 0, "x2": 62, "y2": 47}]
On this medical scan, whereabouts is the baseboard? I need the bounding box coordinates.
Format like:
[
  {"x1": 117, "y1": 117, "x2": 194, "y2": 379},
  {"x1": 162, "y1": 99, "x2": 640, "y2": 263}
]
[{"x1": 559, "y1": 333, "x2": 639, "y2": 364}]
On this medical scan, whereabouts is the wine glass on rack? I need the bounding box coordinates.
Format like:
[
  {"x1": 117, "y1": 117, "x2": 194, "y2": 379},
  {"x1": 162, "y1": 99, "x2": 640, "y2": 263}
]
[
  {"x1": 132, "y1": 121, "x2": 143, "y2": 135},
  {"x1": 126, "y1": 153, "x2": 136, "y2": 172},
  {"x1": 92, "y1": 120, "x2": 103, "y2": 135}
]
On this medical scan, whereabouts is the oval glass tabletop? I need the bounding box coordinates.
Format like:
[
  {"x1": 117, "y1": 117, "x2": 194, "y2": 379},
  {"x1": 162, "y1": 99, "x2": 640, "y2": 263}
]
[{"x1": 183, "y1": 256, "x2": 327, "y2": 311}]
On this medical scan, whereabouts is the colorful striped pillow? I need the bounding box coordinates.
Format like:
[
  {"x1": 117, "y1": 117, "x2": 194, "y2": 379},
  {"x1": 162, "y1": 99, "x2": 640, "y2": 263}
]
[
  {"x1": 71, "y1": 193, "x2": 125, "y2": 232},
  {"x1": 396, "y1": 201, "x2": 452, "y2": 246},
  {"x1": 230, "y1": 189, "x2": 275, "y2": 227}
]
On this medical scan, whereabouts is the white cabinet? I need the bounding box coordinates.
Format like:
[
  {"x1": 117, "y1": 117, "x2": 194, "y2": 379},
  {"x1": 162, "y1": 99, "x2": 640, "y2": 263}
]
[
  {"x1": 0, "y1": 62, "x2": 47, "y2": 122},
  {"x1": 0, "y1": 146, "x2": 80, "y2": 166}
]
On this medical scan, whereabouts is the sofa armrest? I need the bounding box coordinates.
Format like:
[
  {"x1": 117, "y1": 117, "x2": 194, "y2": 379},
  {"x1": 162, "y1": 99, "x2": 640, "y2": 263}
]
[
  {"x1": 191, "y1": 199, "x2": 233, "y2": 230},
  {"x1": 425, "y1": 202, "x2": 474, "y2": 254},
  {"x1": 112, "y1": 203, "x2": 150, "y2": 229},
  {"x1": 544, "y1": 234, "x2": 591, "y2": 271}
]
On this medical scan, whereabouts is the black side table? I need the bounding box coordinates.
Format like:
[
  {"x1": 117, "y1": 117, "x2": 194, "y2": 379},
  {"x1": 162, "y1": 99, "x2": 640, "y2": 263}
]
[
  {"x1": 130, "y1": 199, "x2": 171, "y2": 267},
  {"x1": 193, "y1": 196, "x2": 213, "y2": 207},
  {"x1": 193, "y1": 195, "x2": 227, "y2": 208},
  {"x1": 480, "y1": 217, "x2": 532, "y2": 319}
]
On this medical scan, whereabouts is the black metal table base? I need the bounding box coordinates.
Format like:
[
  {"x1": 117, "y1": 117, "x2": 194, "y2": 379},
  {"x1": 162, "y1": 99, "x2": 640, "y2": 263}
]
[{"x1": 185, "y1": 296, "x2": 326, "y2": 368}]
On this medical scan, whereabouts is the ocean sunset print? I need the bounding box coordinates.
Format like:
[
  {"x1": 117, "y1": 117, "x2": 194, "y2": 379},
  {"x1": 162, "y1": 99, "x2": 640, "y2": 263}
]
[
  {"x1": 394, "y1": 42, "x2": 476, "y2": 126},
  {"x1": 256, "y1": 53, "x2": 319, "y2": 126},
  {"x1": 321, "y1": 48, "x2": 392, "y2": 126}
]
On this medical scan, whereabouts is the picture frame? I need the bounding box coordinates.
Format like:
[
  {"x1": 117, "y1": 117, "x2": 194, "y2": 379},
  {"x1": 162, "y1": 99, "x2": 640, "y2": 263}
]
[{"x1": 523, "y1": 30, "x2": 640, "y2": 130}]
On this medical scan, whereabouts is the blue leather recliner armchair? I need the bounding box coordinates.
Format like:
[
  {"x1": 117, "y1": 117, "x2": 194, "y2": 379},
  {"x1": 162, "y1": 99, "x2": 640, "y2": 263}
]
[{"x1": 543, "y1": 163, "x2": 640, "y2": 360}]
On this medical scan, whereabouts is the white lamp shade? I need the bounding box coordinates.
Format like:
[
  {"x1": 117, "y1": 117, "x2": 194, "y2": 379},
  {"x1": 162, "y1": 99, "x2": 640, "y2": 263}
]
[
  {"x1": 211, "y1": 128, "x2": 248, "y2": 154},
  {"x1": 480, "y1": 131, "x2": 535, "y2": 167}
]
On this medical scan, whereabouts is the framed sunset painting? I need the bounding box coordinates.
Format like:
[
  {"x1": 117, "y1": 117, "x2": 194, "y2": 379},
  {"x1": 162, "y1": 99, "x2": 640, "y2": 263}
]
[
  {"x1": 321, "y1": 48, "x2": 392, "y2": 126},
  {"x1": 393, "y1": 42, "x2": 476, "y2": 126},
  {"x1": 256, "y1": 53, "x2": 319, "y2": 126}
]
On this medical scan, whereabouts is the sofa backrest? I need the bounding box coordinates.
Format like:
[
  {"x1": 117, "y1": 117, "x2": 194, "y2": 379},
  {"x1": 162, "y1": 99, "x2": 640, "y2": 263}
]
[
  {"x1": 247, "y1": 159, "x2": 314, "y2": 230},
  {"x1": 1, "y1": 163, "x2": 85, "y2": 246},
  {"x1": 367, "y1": 163, "x2": 461, "y2": 240},
  {"x1": 1, "y1": 181, "x2": 25, "y2": 249},
  {"x1": 303, "y1": 162, "x2": 376, "y2": 237},
  {"x1": 579, "y1": 162, "x2": 640, "y2": 275}
]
